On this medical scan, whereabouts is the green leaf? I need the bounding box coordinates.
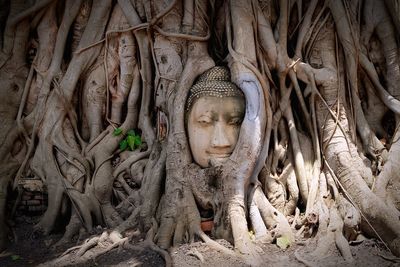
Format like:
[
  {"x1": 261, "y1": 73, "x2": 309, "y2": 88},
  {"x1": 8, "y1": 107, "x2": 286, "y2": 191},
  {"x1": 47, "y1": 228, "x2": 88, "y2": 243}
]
[
  {"x1": 133, "y1": 135, "x2": 142, "y2": 146},
  {"x1": 127, "y1": 129, "x2": 136, "y2": 136},
  {"x1": 113, "y1": 127, "x2": 123, "y2": 136},
  {"x1": 127, "y1": 135, "x2": 136, "y2": 151},
  {"x1": 119, "y1": 139, "x2": 128, "y2": 151},
  {"x1": 11, "y1": 255, "x2": 21, "y2": 261},
  {"x1": 276, "y1": 236, "x2": 291, "y2": 250}
]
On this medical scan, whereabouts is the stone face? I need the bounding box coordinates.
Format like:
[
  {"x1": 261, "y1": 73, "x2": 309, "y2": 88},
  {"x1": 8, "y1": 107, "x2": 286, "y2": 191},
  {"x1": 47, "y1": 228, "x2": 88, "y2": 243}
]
[
  {"x1": 186, "y1": 66, "x2": 246, "y2": 168},
  {"x1": 187, "y1": 96, "x2": 245, "y2": 168}
]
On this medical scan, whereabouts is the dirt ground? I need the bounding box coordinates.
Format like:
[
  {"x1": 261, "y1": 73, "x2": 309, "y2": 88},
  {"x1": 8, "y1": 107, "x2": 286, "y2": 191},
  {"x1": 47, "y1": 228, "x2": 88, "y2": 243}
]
[{"x1": 0, "y1": 215, "x2": 399, "y2": 267}]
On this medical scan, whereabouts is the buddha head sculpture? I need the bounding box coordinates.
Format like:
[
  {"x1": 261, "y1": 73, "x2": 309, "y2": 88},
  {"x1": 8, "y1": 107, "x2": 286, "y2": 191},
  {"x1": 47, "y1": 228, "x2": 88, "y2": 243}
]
[{"x1": 186, "y1": 66, "x2": 245, "y2": 168}]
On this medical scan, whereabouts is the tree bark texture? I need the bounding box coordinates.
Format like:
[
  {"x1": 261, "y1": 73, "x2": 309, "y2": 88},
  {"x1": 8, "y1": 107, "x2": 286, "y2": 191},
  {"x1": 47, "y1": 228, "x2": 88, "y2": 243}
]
[{"x1": 1, "y1": 0, "x2": 400, "y2": 262}]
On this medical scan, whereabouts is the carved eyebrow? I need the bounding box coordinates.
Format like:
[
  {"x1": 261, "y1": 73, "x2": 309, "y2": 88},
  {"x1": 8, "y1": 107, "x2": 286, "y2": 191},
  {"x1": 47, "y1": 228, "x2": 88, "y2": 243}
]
[
  {"x1": 195, "y1": 113, "x2": 218, "y2": 124},
  {"x1": 197, "y1": 110, "x2": 218, "y2": 120}
]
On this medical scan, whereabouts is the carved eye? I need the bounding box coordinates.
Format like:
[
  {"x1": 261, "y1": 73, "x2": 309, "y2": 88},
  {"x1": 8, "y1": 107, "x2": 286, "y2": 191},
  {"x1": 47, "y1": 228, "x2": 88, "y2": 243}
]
[
  {"x1": 197, "y1": 117, "x2": 212, "y2": 126},
  {"x1": 198, "y1": 120, "x2": 211, "y2": 126},
  {"x1": 228, "y1": 117, "x2": 242, "y2": 126}
]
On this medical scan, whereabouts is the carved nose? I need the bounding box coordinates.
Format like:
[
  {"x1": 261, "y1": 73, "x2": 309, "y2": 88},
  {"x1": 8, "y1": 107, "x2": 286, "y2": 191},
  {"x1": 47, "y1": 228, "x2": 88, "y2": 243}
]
[{"x1": 211, "y1": 123, "x2": 230, "y2": 148}]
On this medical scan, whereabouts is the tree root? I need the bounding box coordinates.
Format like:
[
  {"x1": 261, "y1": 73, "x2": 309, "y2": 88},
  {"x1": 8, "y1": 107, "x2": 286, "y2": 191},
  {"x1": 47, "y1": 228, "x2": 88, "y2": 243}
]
[
  {"x1": 50, "y1": 231, "x2": 129, "y2": 266},
  {"x1": 330, "y1": 205, "x2": 353, "y2": 262},
  {"x1": 295, "y1": 203, "x2": 354, "y2": 265},
  {"x1": 141, "y1": 240, "x2": 172, "y2": 267},
  {"x1": 186, "y1": 248, "x2": 204, "y2": 262},
  {"x1": 252, "y1": 186, "x2": 294, "y2": 242},
  {"x1": 54, "y1": 212, "x2": 83, "y2": 248},
  {"x1": 294, "y1": 248, "x2": 318, "y2": 267},
  {"x1": 377, "y1": 253, "x2": 400, "y2": 263},
  {"x1": 2, "y1": 1, "x2": 400, "y2": 266},
  {"x1": 51, "y1": 229, "x2": 172, "y2": 267},
  {"x1": 197, "y1": 230, "x2": 238, "y2": 258}
]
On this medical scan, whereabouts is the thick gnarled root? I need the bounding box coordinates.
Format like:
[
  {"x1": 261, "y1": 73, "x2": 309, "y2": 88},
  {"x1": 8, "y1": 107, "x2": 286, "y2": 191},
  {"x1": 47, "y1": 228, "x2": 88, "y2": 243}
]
[
  {"x1": 252, "y1": 187, "x2": 294, "y2": 243},
  {"x1": 41, "y1": 230, "x2": 130, "y2": 266},
  {"x1": 295, "y1": 204, "x2": 353, "y2": 265}
]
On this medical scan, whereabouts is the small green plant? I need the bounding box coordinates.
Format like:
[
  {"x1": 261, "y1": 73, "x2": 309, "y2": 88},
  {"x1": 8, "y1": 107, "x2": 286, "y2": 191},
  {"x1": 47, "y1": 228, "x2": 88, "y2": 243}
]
[
  {"x1": 113, "y1": 127, "x2": 123, "y2": 136},
  {"x1": 114, "y1": 128, "x2": 142, "y2": 151},
  {"x1": 11, "y1": 255, "x2": 21, "y2": 261}
]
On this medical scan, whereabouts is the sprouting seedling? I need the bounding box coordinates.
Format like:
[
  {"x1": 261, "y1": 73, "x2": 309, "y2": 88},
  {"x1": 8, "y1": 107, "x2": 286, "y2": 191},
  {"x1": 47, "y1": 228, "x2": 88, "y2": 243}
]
[{"x1": 114, "y1": 128, "x2": 142, "y2": 151}]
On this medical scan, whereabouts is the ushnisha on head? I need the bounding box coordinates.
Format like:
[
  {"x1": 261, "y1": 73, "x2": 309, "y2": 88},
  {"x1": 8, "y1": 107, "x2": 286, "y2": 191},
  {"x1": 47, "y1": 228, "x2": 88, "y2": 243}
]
[{"x1": 186, "y1": 66, "x2": 245, "y2": 168}]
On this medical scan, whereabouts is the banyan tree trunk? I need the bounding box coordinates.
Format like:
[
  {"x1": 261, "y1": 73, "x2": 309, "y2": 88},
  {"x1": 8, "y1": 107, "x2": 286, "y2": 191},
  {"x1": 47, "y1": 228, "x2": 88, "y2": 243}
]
[{"x1": 1, "y1": 0, "x2": 400, "y2": 263}]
